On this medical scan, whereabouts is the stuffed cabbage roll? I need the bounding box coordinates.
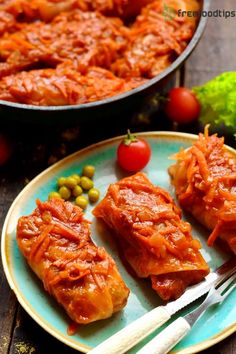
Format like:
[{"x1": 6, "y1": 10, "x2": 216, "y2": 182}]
[
  {"x1": 169, "y1": 127, "x2": 236, "y2": 254},
  {"x1": 17, "y1": 198, "x2": 129, "y2": 324},
  {"x1": 93, "y1": 172, "x2": 209, "y2": 300}
]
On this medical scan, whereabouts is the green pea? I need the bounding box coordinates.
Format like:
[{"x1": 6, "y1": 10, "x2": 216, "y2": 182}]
[
  {"x1": 57, "y1": 177, "x2": 66, "y2": 187},
  {"x1": 75, "y1": 196, "x2": 88, "y2": 209},
  {"x1": 48, "y1": 191, "x2": 61, "y2": 200},
  {"x1": 82, "y1": 165, "x2": 95, "y2": 179},
  {"x1": 64, "y1": 176, "x2": 78, "y2": 189},
  {"x1": 59, "y1": 186, "x2": 71, "y2": 200},
  {"x1": 70, "y1": 174, "x2": 81, "y2": 185},
  {"x1": 80, "y1": 176, "x2": 94, "y2": 191},
  {"x1": 72, "y1": 185, "x2": 83, "y2": 197},
  {"x1": 88, "y1": 188, "x2": 100, "y2": 203}
]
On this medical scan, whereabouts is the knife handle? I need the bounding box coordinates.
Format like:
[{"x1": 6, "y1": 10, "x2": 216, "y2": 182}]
[
  {"x1": 88, "y1": 306, "x2": 171, "y2": 354},
  {"x1": 136, "y1": 317, "x2": 191, "y2": 354}
]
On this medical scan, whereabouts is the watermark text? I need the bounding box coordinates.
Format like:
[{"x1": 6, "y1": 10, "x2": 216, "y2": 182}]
[{"x1": 178, "y1": 9, "x2": 236, "y2": 19}]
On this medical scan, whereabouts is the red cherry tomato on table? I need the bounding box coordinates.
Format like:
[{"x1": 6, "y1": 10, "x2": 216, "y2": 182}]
[
  {"x1": 0, "y1": 134, "x2": 11, "y2": 166},
  {"x1": 165, "y1": 87, "x2": 201, "y2": 124},
  {"x1": 117, "y1": 130, "x2": 151, "y2": 172}
]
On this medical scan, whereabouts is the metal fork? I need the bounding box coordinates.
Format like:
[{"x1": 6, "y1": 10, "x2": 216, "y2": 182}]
[{"x1": 136, "y1": 272, "x2": 236, "y2": 354}]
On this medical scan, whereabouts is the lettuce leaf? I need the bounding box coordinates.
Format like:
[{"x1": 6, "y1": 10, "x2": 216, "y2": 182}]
[{"x1": 193, "y1": 72, "x2": 236, "y2": 131}]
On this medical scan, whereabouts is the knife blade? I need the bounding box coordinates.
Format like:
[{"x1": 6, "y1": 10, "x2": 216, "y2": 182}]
[
  {"x1": 166, "y1": 257, "x2": 236, "y2": 315},
  {"x1": 88, "y1": 258, "x2": 236, "y2": 354},
  {"x1": 136, "y1": 272, "x2": 236, "y2": 354}
]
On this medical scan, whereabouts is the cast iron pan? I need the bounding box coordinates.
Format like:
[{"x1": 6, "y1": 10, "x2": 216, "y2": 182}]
[{"x1": 0, "y1": 0, "x2": 210, "y2": 124}]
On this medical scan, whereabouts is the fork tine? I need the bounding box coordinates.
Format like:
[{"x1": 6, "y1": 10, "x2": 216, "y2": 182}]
[
  {"x1": 218, "y1": 273, "x2": 236, "y2": 294},
  {"x1": 222, "y1": 283, "x2": 236, "y2": 300}
]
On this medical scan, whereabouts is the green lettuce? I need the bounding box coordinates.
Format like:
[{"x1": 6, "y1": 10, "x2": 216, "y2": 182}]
[{"x1": 193, "y1": 72, "x2": 236, "y2": 132}]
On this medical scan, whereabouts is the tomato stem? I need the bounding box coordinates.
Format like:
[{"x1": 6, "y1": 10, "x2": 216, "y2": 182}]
[{"x1": 124, "y1": 129, "x2": 137, "y2": 146}]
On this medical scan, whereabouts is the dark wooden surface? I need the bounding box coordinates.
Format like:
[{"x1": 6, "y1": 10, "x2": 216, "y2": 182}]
[{"x1": 0, "y1": 1, "x2": 236, "y2": 353}]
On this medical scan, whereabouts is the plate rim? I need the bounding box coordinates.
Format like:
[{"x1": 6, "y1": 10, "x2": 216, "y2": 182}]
[{"x1": 1, "y1": 131, "x2": 236, "y2": 353}]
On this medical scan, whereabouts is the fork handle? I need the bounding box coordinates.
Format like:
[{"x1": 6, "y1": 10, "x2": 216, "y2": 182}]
[
  {"x1": 88, "y1": 306, "x2": 170, "y2": 354},
  {"x1": 136, "y1": 317, "x2": 191, "y2": 354}
]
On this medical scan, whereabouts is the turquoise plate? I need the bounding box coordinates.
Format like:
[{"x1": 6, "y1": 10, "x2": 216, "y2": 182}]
[{"x1": 1, "y1": 132, "x2": 236, "y2": 354}]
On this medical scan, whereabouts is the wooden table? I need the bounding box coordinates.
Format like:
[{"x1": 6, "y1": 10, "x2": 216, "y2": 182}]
[{"x1": 0, "y1": 1, "x2": 236, "y2": 353}]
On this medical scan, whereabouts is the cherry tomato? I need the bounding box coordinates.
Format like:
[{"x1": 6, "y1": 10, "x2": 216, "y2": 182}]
[
  {"x1": 165, "y1": 87, "x2": 201, "y2": 124},
  {"x1": 0, "y1": 134, "x2": 11, "y2": 166},
  {"x1": 117, "y1": 130, "x2": 151, "y2": 172}
]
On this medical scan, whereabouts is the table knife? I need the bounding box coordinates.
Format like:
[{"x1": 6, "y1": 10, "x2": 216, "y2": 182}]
[
  {"x1": 88, "y1": 258, "x2": 236, "y2": 354},
  {"x1": 136, "y1": 272, "x2": 236, "y2": 354}
]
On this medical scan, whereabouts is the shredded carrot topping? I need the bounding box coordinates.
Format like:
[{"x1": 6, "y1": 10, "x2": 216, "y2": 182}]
[
  {"x1": 0, "y1": 0, "x2": 200, "y2": 105},
  {"x1": 16, "y1": 198, "x2": 129, "y2": 324},
  {"x1": 93, "y1": 172, "x2": 209, "y2": 301},
  {"x1": 169, "y1": 126, "x2": 236, "y2": 253}
]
